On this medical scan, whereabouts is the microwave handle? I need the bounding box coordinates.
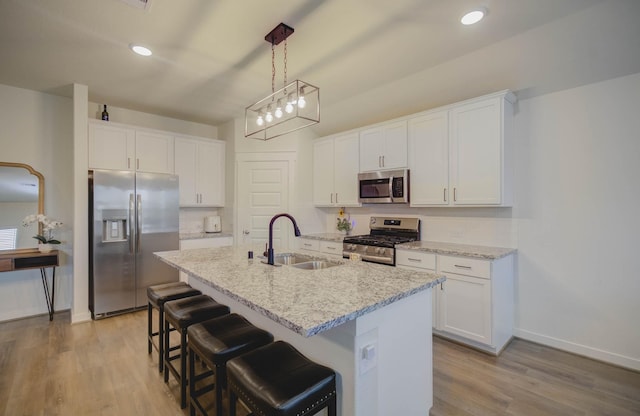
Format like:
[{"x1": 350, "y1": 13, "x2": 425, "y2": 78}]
[{"x1": 388, "y1": 175, "x2": 394, "y2": 202}]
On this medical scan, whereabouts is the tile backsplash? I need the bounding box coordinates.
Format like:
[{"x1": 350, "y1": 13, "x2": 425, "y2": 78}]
[{"x1": 179, "y1": 208, "x2": 221, "y2": 233}]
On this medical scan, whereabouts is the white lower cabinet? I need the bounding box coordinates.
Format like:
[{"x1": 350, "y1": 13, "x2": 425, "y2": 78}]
[
  {"x1": 396, "y1": 249, "x2": 514, "y2": 354},
  {"x1": 297, "y1": 238, "x2": 343, "y2": 257},
  {"x1": 179, "y1": 237, "x2": 233, "y2": 281}
]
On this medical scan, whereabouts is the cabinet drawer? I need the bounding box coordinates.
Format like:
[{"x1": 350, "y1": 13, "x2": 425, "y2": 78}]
[
  {"x1": 438, "y1": 255, "x2": 490, "y2": 279},
  {"x1": 298, "y1": 239, "x2": 320, "y2": 252},
  {"x1": 396, "y1": 250, "x2": 436, "y2": 270},
  {"x1": 320, "y1": 241, "x2": 342, "y2": 256}
]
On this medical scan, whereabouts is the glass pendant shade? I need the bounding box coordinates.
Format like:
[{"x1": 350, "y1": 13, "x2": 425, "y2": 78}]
[{"x1": 245, "y1": 79, "x2": 320, "y2": 140}]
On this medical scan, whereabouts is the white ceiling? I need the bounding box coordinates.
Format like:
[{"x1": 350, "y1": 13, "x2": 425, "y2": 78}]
[{"x1": 1, "y1": 0, "x2": 639, "y2": 136}]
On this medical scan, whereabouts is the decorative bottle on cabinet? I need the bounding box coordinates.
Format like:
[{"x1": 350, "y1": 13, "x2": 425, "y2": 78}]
[{"x1": 101, "y1": 105, "x2": 109, "y2": 121}]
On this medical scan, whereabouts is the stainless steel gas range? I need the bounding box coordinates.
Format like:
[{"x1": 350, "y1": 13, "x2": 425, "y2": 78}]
[{"x1": 343, "y1": 216, "x2": 420, "y2": 265}]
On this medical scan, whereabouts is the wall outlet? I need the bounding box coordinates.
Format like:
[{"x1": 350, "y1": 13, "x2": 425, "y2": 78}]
[{"x1": 359, "y1": 342, "x2": 378, "y2": 374}]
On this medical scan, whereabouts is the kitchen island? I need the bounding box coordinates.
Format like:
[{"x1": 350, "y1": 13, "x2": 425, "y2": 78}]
[{"x1": 155, "y1": 245, "x2": 444, "y2": 416}]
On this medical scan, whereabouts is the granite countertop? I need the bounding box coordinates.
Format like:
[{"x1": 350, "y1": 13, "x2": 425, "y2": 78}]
[
  {"x1": 299, "y1": 233, "x2": 346, "y2": 242},
  {"x1": 179, "y1": 232, "x2": 233, "y2": 240},
  {"x1": 396, "y1": 241, "x2": 516, "y2": 260},
  {"x1": 155, "y1": 245, "x2": 444, "y2": 337}
]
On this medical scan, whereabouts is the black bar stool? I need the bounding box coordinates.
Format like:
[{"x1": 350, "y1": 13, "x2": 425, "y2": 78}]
[
  {"x1": 227, "y1": 340, "x2": 337, "y2": 416},
  {"x1": 147, "y1": 282, "x2": 201, "y2": 372},
  {"x1": 187, "y1": 313, "x2": 274, "y2": 416},
  {"x1": 164, "y1": 294, "x2": 230, "y2": 409}
]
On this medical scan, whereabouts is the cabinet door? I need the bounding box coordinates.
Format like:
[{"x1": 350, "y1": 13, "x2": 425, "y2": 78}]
[
  {"x1": 380, "y1": 120, "x2": 408, "y2": 169},
  {"x1": 88, "y1": 122, "x2": 135, "y2": 170},
  {"x1": 197, "y1": 140, "x2": 225, "y2": 207},
  {"x1": 408, "y1": 112, "x2": 449, "y2": 206},
  {"x1": 439, "y1": 272, "x2": 492, "y2": 345},
  {"x1": 174, "y1": 138, "x2": 198, "y2": 206},
  {"x1": 359, "y1": 127, "x2": 384, "y2": 172},
  {"x1": 450, "y1": 97, "x2": 502, "y2": 205},
  {"x1": 333, "y1": 133, "x2": 360, "y2": 206},
  {"x1": 313, "y1": 138, "x2": 335, "y2": 206},
  {"x1": 135, "y1": 130, "x2": 174, "y2": 174}
]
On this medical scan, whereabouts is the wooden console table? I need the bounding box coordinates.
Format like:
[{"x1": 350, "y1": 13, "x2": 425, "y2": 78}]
[{"x1": 0, "y1": 249, "x2": 59, "y2": 321}]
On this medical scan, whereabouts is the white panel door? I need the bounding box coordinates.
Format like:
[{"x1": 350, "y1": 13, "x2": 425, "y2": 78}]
[{"x1": 237, "y1": 160, "x2": 290, "y2": 251}]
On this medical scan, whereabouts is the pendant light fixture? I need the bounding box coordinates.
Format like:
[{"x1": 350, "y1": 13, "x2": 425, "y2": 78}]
[{"x1": 245, "y1": 23, "x2": 320, "y2": 141}]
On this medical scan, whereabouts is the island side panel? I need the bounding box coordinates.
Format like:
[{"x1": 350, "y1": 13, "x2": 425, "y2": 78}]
[{"x1": 355, "y1": 287, "x2": 433, "y2": 415}]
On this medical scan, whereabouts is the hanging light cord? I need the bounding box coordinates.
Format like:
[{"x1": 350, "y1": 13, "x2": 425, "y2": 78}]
[
  {"x1": 271, "y1": 40, "x2": 276, "y2": 95},
  {"x1": 283, "y1": 35, "x2": 288, "y2": 92}
]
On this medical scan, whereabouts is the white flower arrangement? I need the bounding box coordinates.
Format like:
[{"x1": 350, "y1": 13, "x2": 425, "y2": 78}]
[{"x1": 22, "y1": 214, "x2": 63, "y2": 244}]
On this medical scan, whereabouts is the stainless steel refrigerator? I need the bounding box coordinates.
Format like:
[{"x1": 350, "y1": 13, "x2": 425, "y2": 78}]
[{"x1": 89, "y1": 169, "x2": 179, "y2": 319}]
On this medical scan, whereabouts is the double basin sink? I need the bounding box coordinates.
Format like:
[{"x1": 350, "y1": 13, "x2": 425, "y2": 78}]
[{"x1": 268, "y1": 252, "x2": 343, "y2": 270}]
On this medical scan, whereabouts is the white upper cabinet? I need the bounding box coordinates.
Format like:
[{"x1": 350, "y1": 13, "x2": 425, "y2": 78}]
[
  {"x1": 449, "y1": 92, "x2": 514, "y2": 206},
  {"x1": 88, "y1": 121, "x2": 135, "y2": 171},
  {"x1": 409, "y1": 91, "x2": 515, "y2": 207},
  {"x1": 88, "y1": 120, "x2": 174, "y2": 174},
  {"x1": 134, "y1": 130, "x2": 174, "y2": 174},
  {"x1": 313, "y1": 133, "x2": 360, "y2": 207},
  {"x1": 174, "y1": 136, "x2": 225, "y2": 207},
  {"x1": 359, "y1": 120, "x2": 408, "y2": 172},
  {"x1": 408, "y1": 111, "x2": 450, "y2": 205}
]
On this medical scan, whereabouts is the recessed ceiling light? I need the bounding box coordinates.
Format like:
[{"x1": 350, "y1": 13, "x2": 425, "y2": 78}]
[
  {"x1": 129, "y1": 44, "x2": 152, "y2": 56},
  {"x1": 461, "y1": 8, "x2": 487, "y2": 25}
]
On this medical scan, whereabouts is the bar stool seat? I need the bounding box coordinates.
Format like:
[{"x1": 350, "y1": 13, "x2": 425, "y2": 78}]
[
  {"x1": 147, "y1": 282, "x2": 201, "y2": 372},
  {"x1": 227, "y1": 340, "x2": 337, "y2": 416},
  {"x1": 164, "y1": 295, "x2": 230, "y2": 409},
  {"x1": 188, "y1": 313, "x2": 274, "y2": 416}
]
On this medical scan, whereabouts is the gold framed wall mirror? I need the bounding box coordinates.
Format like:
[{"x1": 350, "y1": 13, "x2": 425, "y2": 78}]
[{"x1": 0, "y1": 162, "x2": 44, "y2": 252}]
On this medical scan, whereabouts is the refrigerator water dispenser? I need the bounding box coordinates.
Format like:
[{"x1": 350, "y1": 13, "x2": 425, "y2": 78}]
[{"x1": 102, "y1": 218, "x2": 127, "y2": 242}]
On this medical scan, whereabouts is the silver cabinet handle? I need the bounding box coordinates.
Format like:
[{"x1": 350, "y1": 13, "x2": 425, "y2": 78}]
[
  {"x1": 382, "y1": 155, "x2": 385, "y2": 167},
  {"x1": 335, "y1": 193, "x2": 338, "y2": 204},
  {"x1": 444, "y1": 188, "x2": 447, "y2": 202},
  {"x1": 331, "y1": 193, "x2": 334, "y2": 204},
  {"x1": 326, "y1": 246, "x2": 336, "y2": 250},
  {"x1": 454, "y1": 264, "x2": 472, "y2": 269},
  {"x1": 136, "y1": 158, "x2": 140, "y2": 170},
  {"x1": 453, "y1": 188, "x2": 457, "y2": 202},
  {"x1": 378, "y1": 156, "x2": 382, "y2": 167},
  {"x1": 303, "y1": 243, "x2": 313, "y2": 247},
  {"x1": 407, "y1": 257, "x2": 422, "y2": 262},
  {"x1": 127, "y1": 158, "x2": 131, "y2": 169}
]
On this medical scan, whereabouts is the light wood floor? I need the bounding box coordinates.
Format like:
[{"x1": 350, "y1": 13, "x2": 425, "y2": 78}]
[{"x1": 1, "y1": 310, "x2": 638, "y2": 416}]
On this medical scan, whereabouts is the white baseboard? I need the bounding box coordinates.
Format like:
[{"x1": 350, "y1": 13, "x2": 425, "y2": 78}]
[
  {"x1": 71, "y1": 310, "x2": 92, "y2": 323},
  {"x1": 514, "y1": 328, "x2": 640, "y2": 372}
]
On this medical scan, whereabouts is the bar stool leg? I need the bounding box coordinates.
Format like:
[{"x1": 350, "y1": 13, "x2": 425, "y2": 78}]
[
  {"x1": 148, "y1": 302, "x2": 153, "y2": 355},
  {"x1": 164, "y1": 318, "x2": 170, "y2": 383},
  {"x1": 158, "y1": 304, "x2": 165, "y2": 372},
  {"x1": 180, "y1": 328, "x2": 188, "y2": 409}
]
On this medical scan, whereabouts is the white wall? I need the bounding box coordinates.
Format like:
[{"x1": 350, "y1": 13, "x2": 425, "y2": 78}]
[
  {"x1": 512, "y1": 72, "x2": 640, "y2": 370},
  {"x1": 0, "y1": 83, "x2": 74, "y2": 321}
]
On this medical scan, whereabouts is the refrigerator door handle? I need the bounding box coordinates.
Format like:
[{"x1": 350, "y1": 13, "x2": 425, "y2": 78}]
[
  {"x1": 136, "y1": 194, "x2": 142, "y2": 253},
  {"x1": 129, "y1": 193, "x2": 135, "y2": 254}
]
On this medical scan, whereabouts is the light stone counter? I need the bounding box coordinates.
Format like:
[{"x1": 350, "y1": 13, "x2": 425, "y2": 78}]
[
  {"x1": 397, "y1": 241, "x2": 516, "y2": 260},
  {"x1": 155, "y1": 245, "x2": 444, "y2": 337},
  {"x1": 179, "y1": 232, "x2": 233, "y2": 240},
  {"x1": 299, "y1": 233, "x2": 346, "y2": 243}
]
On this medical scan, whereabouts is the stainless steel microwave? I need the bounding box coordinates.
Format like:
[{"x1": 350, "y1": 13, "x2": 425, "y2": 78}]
[{"x1": 358, "y1": 169, "x2": 409, "y2": 204}]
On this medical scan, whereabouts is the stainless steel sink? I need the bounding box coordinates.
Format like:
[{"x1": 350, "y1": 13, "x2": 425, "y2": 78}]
[
  {"x1": 273, "y1": 253, "x2": 315, "y2": 265},
  {"x1": 261, "y1": 253, "x2": 344, "y2": 270},
  {"x1": 291, "y1": 260, "x2": 342, "y2": 270}
]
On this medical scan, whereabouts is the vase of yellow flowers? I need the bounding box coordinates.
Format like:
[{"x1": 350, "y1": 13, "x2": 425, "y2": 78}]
[
  {"x1": 336, "y1": 207, "x2": 354, "y2": 235},
  {"x1": 22, "y1": 214, "x2": 63, "y2": 253}
]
